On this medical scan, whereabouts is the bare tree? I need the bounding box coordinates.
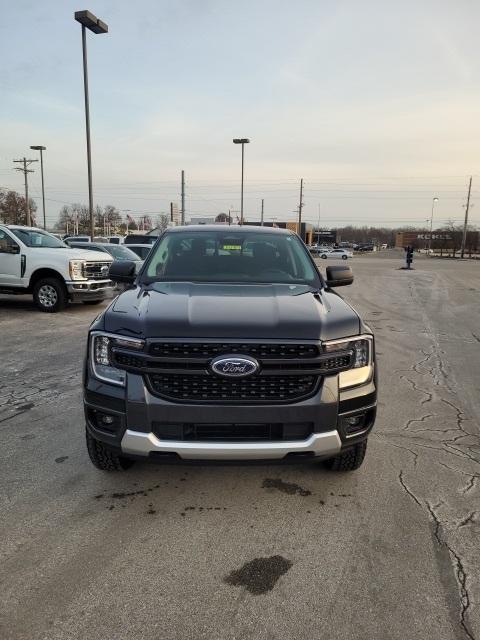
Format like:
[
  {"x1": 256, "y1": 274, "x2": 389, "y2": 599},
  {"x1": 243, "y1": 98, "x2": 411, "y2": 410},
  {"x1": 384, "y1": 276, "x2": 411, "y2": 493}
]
[
  {"x1": 215, "y1": 212, "x2": 231, "y2": 224},
  {"x1": 155, "y1": 214, "x2": 169, "y2": 232}
]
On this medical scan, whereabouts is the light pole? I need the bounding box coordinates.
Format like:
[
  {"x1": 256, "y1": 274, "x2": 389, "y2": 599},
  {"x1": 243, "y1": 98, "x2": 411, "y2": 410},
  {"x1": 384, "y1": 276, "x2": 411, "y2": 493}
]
[
  {"x1": 74, "y1": 10, "x2": 108, "y2": 241},
  {"x1": 233, "y1": 138, "x2": 250, "y2": 225},
  {"x1": 30, "y1": 146, "x2": 46, "y2": 229},
  {"x1": 428, "y1": 197, "x2": 439, "y2": 254}
]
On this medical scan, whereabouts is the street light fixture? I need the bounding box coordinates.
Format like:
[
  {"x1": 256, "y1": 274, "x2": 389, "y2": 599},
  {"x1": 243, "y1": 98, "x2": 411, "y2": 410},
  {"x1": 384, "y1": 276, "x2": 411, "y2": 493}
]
[
  {"x1": 74, "y1": 10, "x2": 108, "y2": 241},
  {"x1": 233, "y1": 138, "x2": 250, "y2": 225},
  {"x1": 30, "y1": 145, "x2": 47, "y2": 229},
  {"x1": 428, "y1": 197, "x2": 439, "y2": 254}
]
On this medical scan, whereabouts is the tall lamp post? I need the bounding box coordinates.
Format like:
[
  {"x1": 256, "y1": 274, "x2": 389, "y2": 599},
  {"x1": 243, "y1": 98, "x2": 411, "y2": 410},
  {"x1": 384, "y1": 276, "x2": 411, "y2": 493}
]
[
  {"x1": 30, "y1": 145, "x2": 47, "y2": 229},
  {"x1": 74, "y1": 10, "x2": 108, "y2": 241},
  {"x1": 428, "y1": 197, "x2": 439, "y2": 254},
  {"x1": 233, "y1": 138, "x2": 250, "y2": 225}
]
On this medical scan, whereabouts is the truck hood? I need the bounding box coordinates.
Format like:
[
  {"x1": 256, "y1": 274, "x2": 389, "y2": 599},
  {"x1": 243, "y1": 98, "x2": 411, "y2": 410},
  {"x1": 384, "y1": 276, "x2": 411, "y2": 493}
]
[{"x1": 104, "y1": 282, "x2": 360, "y2": 341}]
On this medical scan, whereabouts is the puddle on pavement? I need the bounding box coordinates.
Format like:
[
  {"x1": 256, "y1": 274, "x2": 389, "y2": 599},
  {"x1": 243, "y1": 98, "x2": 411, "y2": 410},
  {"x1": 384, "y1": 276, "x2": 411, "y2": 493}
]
[
  {"x1": 262, "y1": 478, "x2": 311, "y2": 496},
  {"x1": 224, "y1": 555, "x2": 293, "y2": 595}
]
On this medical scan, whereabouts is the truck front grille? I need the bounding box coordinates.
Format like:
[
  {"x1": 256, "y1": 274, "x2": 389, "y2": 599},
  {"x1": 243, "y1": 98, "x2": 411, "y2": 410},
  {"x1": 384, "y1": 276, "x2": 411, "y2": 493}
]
[
  {"x1": 149, "y1": 342, "x2": 319, "y2": 359},
  {"x1": 83, "y1": 262, "x2": 111, "y2": 280},
  {"x1": 111, "y1": 340, "x2": 354, "y2": 405},
  {"x1": 152, "y1": 422, "x2": 313, "y2": 441},
  {"x1": 147, "y1": 373, "x2": 318, "y2": 404}
]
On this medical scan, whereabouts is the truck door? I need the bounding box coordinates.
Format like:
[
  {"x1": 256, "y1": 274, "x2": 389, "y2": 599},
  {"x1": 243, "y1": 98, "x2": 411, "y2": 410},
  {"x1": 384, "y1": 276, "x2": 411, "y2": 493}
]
[{"x1": 0, "y1": 229, "x2": 23, "y2": 286}]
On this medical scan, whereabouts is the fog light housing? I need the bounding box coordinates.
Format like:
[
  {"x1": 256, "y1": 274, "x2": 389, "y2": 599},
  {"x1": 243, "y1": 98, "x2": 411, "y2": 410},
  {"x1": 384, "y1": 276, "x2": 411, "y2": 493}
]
[
  {"x1": 341, "y1": 412, "x2": 366, "y2": 436},
  {"x1": 88, "y1": 408, "x2": 121, "y2": 434}
]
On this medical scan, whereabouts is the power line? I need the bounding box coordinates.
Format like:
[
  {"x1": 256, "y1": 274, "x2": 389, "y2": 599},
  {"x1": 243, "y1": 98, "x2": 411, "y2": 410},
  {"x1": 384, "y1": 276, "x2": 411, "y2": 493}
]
[{"x1": 13, "y1": 158, "x2": 38, "y2": 226}]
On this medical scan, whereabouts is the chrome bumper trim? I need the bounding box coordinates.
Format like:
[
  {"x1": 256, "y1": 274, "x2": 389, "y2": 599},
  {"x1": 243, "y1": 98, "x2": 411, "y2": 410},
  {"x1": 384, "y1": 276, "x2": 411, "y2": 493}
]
[{"x1": 121, "y1": 429, "x2": 342, "y2": 460}]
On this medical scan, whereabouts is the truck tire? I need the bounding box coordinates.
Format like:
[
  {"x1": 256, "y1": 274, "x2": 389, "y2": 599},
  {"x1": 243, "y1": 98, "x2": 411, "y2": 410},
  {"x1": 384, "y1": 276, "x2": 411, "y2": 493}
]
[
  {"x1": 86, "y1": 429, "x2": 134, "y2": 471},
  {"x1": 82, "y1": 300, "x2": 102, "y2": 305},
  {"x1": 33, "y1": 277, "x2": 67, "y2": 313},
  {"x1": 324, "y1": 439, "x2": 367, "y2": 471}
]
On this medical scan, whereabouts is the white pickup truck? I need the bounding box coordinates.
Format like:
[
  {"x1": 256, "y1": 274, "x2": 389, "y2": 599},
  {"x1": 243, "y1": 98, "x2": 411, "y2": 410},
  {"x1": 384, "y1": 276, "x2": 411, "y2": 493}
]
[{"x1": 0, "y1": 224, "x2": 114, "y2": 312}]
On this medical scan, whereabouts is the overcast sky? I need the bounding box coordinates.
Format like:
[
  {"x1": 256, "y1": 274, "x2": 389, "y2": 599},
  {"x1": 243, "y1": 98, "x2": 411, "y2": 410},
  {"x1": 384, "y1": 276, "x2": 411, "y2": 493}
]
[{"x1": 1, "y1": 0, "x2": 479, "y2": 228}]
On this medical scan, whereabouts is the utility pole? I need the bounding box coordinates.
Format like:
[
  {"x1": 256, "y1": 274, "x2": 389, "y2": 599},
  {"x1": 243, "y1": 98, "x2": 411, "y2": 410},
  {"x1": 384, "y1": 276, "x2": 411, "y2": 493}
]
[
  {"x1": 297, "y1": 178, "x2": 304, "y2": 239},
  {"x1": 261, "y1": 199, "x2": 264, "y2": 226},
  {"x1": 317, "y1": 203, "x2": 321, "y2": 243},
  {"x1": 181, "y1": 170, "x2": 185, "y2": 225},
  {"x1": 13, "y1": 158, "x2": 38, "y2": 226},
  {"x1": 460, "y1": 176, "x2": 472, "y2": 259}
]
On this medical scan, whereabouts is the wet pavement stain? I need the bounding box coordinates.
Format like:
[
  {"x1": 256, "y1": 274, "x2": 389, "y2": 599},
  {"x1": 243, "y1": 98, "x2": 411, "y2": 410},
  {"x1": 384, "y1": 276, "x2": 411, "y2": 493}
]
[
  {"x1": 16, "y1": 402, "x2": 35, "y2": 412},
  {"x1": 224, "y1": 556, "x2": 293, "y2": 595},
  {"x1": 262, "y1": 478, "x2": 311, "y2": 496},
  {"x1": 55, "y1": 456, "x2": 69, "y2": 464}
]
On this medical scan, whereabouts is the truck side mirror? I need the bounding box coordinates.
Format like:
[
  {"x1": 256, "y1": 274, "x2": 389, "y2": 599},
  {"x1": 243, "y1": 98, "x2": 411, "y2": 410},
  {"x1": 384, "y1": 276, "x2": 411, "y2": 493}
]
[
  {"x1": 109, "y1": 260, "x2": 136, "y2": 284},
  {"x1": 325, "y1": 265, "x2": 353, "y2": 287}
]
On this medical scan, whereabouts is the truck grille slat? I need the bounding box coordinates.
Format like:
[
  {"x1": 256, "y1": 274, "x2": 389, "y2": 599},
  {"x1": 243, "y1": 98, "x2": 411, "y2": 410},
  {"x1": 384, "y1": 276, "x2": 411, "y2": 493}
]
[
  {"x1": 152, "y1": 422, "x2": 313, "y2": 441},
  {"x1": 147, "y1": 373, "x2": 318, "y2": 403},
  {"x1": 83, "y1": 262, "x2": 111, "y2": 280},
  {"x1": 148, "y1": 342, "x2": 319, "y2": 359}
]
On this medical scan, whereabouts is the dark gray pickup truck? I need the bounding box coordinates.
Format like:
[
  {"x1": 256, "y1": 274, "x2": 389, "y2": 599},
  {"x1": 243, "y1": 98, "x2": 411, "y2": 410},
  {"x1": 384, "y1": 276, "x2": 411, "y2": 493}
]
[{"x1": 84, "y1": 226, "x2": 376, "y2": 472}]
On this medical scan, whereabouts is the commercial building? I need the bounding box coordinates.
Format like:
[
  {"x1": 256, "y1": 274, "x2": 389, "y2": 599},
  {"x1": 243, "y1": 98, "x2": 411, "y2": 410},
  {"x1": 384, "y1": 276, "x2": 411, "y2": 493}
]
[
  {"x1": 245, "y1": 221, "x2": 314, "y2": 243},
  {"x1": 395, "y1": 230, "x2": 479, "y2": 253}
]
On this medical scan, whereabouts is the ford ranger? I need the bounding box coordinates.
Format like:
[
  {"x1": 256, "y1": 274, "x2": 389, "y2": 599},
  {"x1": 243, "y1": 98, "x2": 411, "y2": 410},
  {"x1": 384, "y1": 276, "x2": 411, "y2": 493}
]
[{"x1": 84, "y1": 226, "x2": 376, "y2": 472}]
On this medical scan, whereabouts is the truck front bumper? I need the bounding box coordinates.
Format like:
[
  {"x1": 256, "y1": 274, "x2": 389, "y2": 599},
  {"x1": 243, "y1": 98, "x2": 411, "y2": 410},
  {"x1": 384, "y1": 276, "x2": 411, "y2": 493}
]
[
  {"x1": 121, "y1": 429, "x2": 342, "y2": 460},
  {"x1": 66, "y1": 279, "x2": 114, "y2": 301},
  {"x1": 84, "y1": 371, "x2": 376, "y2": 462}
]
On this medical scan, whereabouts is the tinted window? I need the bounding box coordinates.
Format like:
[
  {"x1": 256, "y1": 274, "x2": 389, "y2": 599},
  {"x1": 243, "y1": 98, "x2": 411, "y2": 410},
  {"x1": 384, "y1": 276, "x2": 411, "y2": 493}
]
[
  {"x1": 105, "y1": 245, "x2": 141, "y2": 260},
  {"x1": 130, "y1": 246, "x2": 151, "y2": 260},
  {"x1": 144, "y1": 231, "x2": 319, "y2": 285}
]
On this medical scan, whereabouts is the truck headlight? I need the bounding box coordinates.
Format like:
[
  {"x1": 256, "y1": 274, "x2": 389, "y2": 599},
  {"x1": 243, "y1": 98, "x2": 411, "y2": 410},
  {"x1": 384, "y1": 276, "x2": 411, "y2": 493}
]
[
  {"x1": 69, "y1": 259, "x2": 87, "y2": 281},
  {"x1": 324, "y1": 335, "x2": 374, "y2": 389},
  {"x1": 90, "y1": 332, "x2": 145, "y2": 386}
]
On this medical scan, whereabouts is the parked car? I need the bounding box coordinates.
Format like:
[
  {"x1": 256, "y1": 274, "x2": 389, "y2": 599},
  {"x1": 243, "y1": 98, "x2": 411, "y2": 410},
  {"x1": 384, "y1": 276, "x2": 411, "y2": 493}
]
[
  {"x1": 84, "y1": 225, "x2": 377, "y2": 473},
  {"x1": 309, "y1": 245, "x2": 331, "y2": 255},
  {"x1": 68, "y1": 242, "x2": 144, "y2": 272},
  {"x1": 0, "y1": 225, "x2": 113, "y2": 312},
  {"x1": 124, "y1": 234, "x2": 158, "y2": 246},
  {"x1": 318, "y1": 248, "x2": 353, "y2": 260},
  {"x1": 64, "y1": 235, "x2": 91, "y2": 244},
  {"x1": 125, "y1": 244, "x2": 153, "y2": 260}
]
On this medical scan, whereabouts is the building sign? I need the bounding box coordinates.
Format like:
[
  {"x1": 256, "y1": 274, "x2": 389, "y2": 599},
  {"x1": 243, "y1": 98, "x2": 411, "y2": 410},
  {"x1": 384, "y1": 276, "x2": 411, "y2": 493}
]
[
  {"x1": 415, "y1": 233, "x2": 452, "y2": 240},
  {"x1": 315, "y1": 230, "x2": 337, "y2": 244}
]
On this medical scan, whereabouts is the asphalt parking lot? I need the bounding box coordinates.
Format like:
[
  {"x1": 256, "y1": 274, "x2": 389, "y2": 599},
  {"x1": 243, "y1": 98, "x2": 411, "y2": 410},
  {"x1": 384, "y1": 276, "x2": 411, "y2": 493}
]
[{"x1": 1, "y1": 249, "x2": 479, "y2": 640}]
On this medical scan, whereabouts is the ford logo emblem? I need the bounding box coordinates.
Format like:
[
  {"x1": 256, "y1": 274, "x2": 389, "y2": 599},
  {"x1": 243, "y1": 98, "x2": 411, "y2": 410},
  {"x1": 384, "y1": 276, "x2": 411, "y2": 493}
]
[{"x1": 210, "y1": 355, "x2": 259, "y2": 378}]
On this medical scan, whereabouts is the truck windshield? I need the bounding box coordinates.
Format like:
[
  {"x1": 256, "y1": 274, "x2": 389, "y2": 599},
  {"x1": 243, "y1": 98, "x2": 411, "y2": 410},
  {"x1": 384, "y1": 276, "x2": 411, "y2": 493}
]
[
  {"x1": 11, "y1": 229, "x2": 67, "y2": 248},
  {"x1": 143, "y1": 230, "x2": 320, "y2": 286}
]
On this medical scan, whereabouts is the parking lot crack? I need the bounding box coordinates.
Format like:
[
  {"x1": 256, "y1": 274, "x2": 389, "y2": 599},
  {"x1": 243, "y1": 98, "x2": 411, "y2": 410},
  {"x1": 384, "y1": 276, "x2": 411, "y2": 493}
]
[
  {"x1": 400, "y1": 375, "x2": 433, "y2": 405},
  {"x1": 426, "y1": 502, "x2": 475, "y2": 640},
  {"x1": 457, "y1": 512, "x2": 477, "y2": 529},
  {"x1": 403, "y1": 413, "x2": 434, "y2": 432},
  {"x1": 398, "y1": 470, "x2": 422, "y2": 506}
]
